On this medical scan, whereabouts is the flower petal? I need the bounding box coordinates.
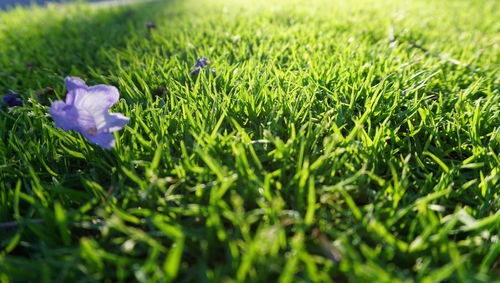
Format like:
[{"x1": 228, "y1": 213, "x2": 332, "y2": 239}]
[
  {"x1": 2, "y1": 91, "x2": 22, "y2": 107},
  {"x1": 195, "y1": 57, "x2": 209, "y2": 68},
  {"x1": 191, "y1": 67, "x2": 201, "y2": 76},
  {"x1": 65, "y1": 87, "x2": 87, "y2": 105},
  {"x1": 50, "y1": 100, "x2": 100, "y2": 138},
  {"x1": 74, "y1": 85, "x2": 119, "y2": 114},
  {"x1": 65, "y1": 77, "x2": 89, "y2": 105},
  {"x1": 49, "y1": 101, "x2": 80, "y2": 131},
  {"x1": 85, "y1": 132, "x2": 116, "y2": 149},
  {"x1": 76, "y1": 109, "x2": 100, "y2": 136},
  {"x1": 65, "y1": 77, "x2": 88, "y2": 91},
  {"x1": 101, "y1": 113, "x2": 130, "y2": 132}
]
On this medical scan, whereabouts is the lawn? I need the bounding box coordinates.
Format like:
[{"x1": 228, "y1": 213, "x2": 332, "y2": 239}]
[{"x1": 0, "y1": 0, "x2": 499, "y2": 281}]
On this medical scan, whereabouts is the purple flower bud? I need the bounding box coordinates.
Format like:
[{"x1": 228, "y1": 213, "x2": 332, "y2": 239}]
[
  {"x1": 49, "y1": 77, "x2": 129, "y2": 149},
  {"x1": 2, "y1": 90, "x2": 22, "y2": 107}
]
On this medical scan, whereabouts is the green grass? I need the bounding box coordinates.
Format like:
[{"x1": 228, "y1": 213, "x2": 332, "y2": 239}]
[{"x1": 0, "y1": 0, "x2": 499, "y2": 281}]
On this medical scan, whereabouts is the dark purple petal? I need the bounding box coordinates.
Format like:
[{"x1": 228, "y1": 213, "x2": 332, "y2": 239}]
[
  {"x1": 2, "y1": 90, "x2": 22, "y2": 107},
  {"x1": 191, "y1": 58, "x2": 216, "y2": 77},
  {"x1": 194, "y1": 57, "x2": 209, "y2": 68},
  {"x1": 2, "y1": 95, "x2": 22, "y2": 107},
  {"x1": 190, "y1": 67, "x2": 201, "y2": 76}
]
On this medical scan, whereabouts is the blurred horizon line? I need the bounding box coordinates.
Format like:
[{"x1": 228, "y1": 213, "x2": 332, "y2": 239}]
[{"x1": 0, "y1": 0, "x2": 153, "y2": 10}]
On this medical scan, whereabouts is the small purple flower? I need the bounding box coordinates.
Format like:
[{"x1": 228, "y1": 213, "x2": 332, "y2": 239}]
[
  {"x1": 194, "y1": 57, "x2": 209, "y2": 68},
  {"x1": 49, "y1": 77, "x2": 129, "y2": 149},
  {"x1": 2, "y1": 90, "x2": 22, "y2": 107},
  {"x1": 191, "y1": 57, "x2": 216, "y2": 77}
]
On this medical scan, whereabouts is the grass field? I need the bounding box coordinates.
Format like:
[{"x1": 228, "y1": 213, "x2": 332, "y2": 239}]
[{"x1": 0, "y1": 0, "x2": 499, "y2": 281}]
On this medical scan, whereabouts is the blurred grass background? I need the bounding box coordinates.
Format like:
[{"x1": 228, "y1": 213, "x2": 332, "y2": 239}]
[{"x1": 0, "y1": 0, "x2": 498, "y2": 281}]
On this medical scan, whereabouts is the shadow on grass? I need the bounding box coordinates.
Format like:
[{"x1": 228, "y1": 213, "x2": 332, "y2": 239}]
[{"x1": 0, "y1": 0, "x2": 163, "y2": 91}]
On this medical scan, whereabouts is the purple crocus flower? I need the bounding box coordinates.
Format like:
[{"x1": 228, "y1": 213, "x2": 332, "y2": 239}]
[
  {"x1": 49, "y1": 77, "x2": 129, "y2": 149},
  {"x1": 191, "y1": 57, "x2": 216, "y2": 77},
  {"x1": 2, "y1": 90, "x2": 22, "y2": 107}
]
